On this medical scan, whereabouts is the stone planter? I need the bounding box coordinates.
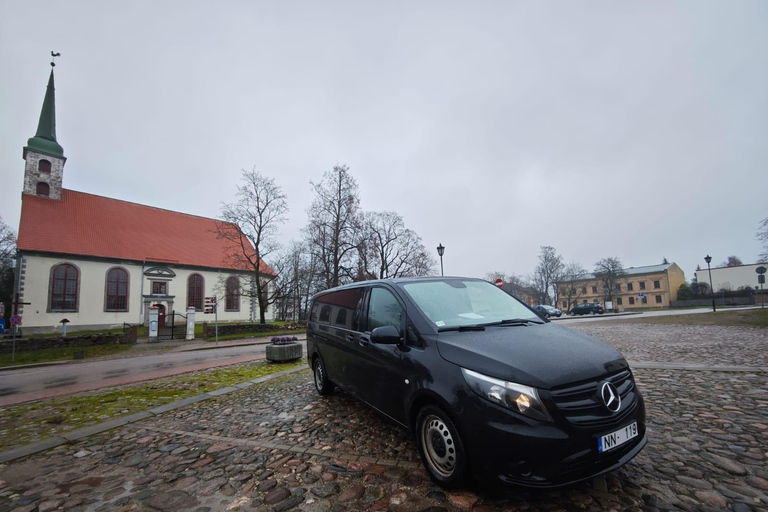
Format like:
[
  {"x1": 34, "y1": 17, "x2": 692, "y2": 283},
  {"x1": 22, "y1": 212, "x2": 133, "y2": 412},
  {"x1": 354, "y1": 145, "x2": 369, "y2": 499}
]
[{"x1": 266, "y1": 342, "x2": 303, "y2": 363}]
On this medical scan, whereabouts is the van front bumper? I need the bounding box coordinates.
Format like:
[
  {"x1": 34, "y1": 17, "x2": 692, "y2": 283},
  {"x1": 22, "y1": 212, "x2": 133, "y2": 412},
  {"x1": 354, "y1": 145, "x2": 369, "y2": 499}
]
[{"x1": 458, "y1": 392, "x2": 647, "y2": 488}]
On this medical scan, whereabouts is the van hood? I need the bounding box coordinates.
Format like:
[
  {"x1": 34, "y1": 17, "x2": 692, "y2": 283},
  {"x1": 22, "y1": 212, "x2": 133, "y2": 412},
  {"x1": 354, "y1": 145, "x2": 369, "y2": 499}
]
[{"x1": 435, "y1": 323, "x2": 627, "y2": 389}]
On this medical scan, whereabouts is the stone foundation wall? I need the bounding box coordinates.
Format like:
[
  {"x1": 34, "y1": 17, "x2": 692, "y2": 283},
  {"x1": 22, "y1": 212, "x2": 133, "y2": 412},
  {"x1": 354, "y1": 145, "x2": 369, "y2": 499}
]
[
  {"x1": 0, "y1": 325, "x2": 137, "y2": 354},
  {"x1": 202, "y1": 322, "x2": 305, "y2": 340}
]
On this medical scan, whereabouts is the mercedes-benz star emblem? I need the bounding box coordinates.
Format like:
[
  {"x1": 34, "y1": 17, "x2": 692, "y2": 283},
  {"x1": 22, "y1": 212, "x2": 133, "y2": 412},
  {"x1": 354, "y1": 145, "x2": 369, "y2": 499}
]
[{"x1": 601, "y1": 382, "x2": 621, "y2": 413}]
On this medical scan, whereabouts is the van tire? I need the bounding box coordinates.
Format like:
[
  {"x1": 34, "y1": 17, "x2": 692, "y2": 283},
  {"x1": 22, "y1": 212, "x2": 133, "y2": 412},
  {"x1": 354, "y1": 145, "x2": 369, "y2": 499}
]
[
  {"x1": 416, "y1": 405, "x2": 469, "y2": 488},
  {"x1": 313, "y1": 357, "x2": 334, "y2": 395}
]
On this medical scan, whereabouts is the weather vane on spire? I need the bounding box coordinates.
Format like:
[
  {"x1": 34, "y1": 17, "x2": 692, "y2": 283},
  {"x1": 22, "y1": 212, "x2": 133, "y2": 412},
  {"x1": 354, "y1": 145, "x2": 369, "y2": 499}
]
[{"x1": 50, "y1": 51, "x2": 61, "y2": 67}]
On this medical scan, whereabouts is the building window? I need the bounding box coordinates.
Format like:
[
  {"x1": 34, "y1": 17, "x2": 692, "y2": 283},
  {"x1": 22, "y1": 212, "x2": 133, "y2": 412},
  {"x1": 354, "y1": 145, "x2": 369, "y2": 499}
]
[
  {"x1": 614, "y1": 284, "x2": 621, "y2": 292},
  {"x1": 38, "y1": 159, "x2": 52, "y2": 173},
  {"x1": 591, "y1": 286, "x2": 597, "y2": 293},
  {"x1": 627, "y1": 283, "x2": 634, "y2": 291},
  {"x1": 582, "y1": 287, "x2": 587, "y2": 293},
  {"x1": 50, "y1": 263, "x2": 78, "y2": 311},
  {"x1": 641, "y1": 296, "x2": 648, "y2": 304},
  {"x1": 654, "y1": 280, "x2": 661, "y2": 289},
  {"x1": 36, "y1": 182, "x2": 50, "y2": 197},
  {"x1": 639, "y1": 281, "x2": 646, "y2": 290},
  {"x1": 617, "y1": 297, "x2": 623, "y2": 305},
  {"x1": 629, "y1": 297, "x2": 635, "y2": 305},
  {"x1": 562, "y1": 301, "x2": 567, "y2": 308},
  {"x1": 106, "y1": 267, "x2": 129, "y2": 311},
  {"x1": 583, "y1": 299, "x2": 588, "y2": 304},
  {"x1": 225, "y1": 276, "x2": 240, "y2": 311},
  {"x1": 152, "y1": 281, "x2": 167, "y2": 295},
  {"x1": 655, "y1": 295, "x2": 662, "y2": 304},
  {"x1": 187, "y1": 274, "x2": 204, "y2": 310}
]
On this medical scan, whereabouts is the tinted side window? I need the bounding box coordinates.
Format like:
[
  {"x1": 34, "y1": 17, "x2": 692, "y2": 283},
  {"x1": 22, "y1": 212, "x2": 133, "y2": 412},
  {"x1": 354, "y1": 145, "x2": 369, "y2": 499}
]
[
  {"x1": 367, "y1": 288, "x2": 403, "y2": 331},
  {"x1": 313, "y1": 288, "x2": 366, "y2": 329},
  {"x1": 331, "y1": 288, "x2": 365, "y2": 330}
]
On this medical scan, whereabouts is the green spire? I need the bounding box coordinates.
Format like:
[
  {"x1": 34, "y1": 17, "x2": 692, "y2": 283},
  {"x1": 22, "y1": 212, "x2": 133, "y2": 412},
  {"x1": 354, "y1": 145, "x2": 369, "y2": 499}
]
[{"x1": 26, "y1": 69, "x2": 64, "y2": 157}]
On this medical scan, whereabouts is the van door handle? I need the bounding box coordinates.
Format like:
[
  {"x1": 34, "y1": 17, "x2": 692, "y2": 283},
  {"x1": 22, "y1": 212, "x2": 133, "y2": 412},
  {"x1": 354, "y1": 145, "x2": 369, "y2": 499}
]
[
  {"x1": 346, "y1": 334, "x2": 355, "y2": 343},
  {"x1": 358, "y1": 336, "x2": 370, "y2": 347}
]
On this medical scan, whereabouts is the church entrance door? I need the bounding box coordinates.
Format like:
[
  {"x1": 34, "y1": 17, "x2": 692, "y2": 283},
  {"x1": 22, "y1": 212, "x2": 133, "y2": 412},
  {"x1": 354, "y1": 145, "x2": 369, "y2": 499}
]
[{"x1": 157, "y1": 304, "x2": 166, "y2": 327}]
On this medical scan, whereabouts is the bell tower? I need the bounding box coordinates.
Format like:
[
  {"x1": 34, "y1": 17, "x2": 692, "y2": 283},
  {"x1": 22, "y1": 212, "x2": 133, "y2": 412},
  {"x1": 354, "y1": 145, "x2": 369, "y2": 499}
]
[{"x1": 23, "y1": 54, "x2": 66, "y2": 200}]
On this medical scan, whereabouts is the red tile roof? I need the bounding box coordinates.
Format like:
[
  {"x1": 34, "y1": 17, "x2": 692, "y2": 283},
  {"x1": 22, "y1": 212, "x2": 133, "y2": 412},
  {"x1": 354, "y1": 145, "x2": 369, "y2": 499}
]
[{"x1": 17, "y1": 190, "x2": 275, "y2": 274}]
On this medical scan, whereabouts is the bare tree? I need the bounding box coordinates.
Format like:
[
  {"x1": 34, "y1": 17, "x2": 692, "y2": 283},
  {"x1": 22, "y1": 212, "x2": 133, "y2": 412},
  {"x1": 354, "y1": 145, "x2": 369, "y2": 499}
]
[
  {"x1": 304, "y1": 165, "x2": 361, "y2": 289},
  {"x1": 720, "y1": 255, "x2": 743, "y2": 267},
  {"x1": 556, "y1": 262, "x2": 587, "y2": 313},
  {"x1": 529, "y1": 246, "x2": 564, "y2": 305},
  {"x1": 0, "y1": 217, "x2": 16, "y2": 311},
  {"x1": 759, "y1": 216, "x2": 768, "y2": 263},
  {"x1": 216, "y1": 168, "x2": 288, "y2": 324},
  {"x1": 485, "y1": 271, "x2": 530, "y2": 299},
  {"x1": 594, "y1": 257, "x2": 625, "y2": 307},
  {"x1": 273, "y1": 241, "x2": 321, "y2": 322},
  {"x1": 0, "y1": 218, "x2": 15, "y2": 263},
  {"x1": 357, "y1": 211, "x2": 435, "y2": 279}
]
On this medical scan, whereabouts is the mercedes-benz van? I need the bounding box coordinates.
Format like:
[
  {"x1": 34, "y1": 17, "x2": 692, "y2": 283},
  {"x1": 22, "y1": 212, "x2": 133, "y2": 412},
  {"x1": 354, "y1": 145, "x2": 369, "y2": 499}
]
[{"x1": 306, "y1": 277, "x2": 646, "y2": 488}]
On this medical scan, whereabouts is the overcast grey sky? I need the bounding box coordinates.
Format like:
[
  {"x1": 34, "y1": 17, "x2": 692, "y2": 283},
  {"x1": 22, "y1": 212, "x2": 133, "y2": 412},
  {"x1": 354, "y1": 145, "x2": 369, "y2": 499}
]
[{"x1": 2, "y1": 1, "x2": 767, "y2": 282}]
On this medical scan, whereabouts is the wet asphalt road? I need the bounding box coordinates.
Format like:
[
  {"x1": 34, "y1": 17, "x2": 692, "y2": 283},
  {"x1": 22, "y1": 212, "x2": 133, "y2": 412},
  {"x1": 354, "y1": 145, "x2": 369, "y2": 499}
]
[{"x1": 0, "y1": 342, "x2": 307, "y2": 406}]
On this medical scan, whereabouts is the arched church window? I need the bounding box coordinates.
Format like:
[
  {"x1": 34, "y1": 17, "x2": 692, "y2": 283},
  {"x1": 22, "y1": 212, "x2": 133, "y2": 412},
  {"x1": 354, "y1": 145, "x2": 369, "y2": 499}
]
[
  {"x1": 106, "y1": 267, "x2": 129, "y2": 311},
  {"x1": 36, "y1": 182, "x2": 50, "y2": 197},
  {"x1": 188, "y1": 274, "x2": 204, "y2": 310},
  {"x1": 50, "y1": 263, "x2": 79, "y2": 311},
  {"x1": 226, "y1": 277, "x2": 240, "y2": 311},
  {"x1": 38, "y1": 159, "x2": 51, "y2": 173}
]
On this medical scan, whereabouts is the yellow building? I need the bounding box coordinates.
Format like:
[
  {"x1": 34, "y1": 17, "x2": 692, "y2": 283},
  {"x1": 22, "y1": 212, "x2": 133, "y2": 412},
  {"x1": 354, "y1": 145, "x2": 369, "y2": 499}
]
[{"x1": 556, "y1": 263, "x2": 686, "y2": 312}]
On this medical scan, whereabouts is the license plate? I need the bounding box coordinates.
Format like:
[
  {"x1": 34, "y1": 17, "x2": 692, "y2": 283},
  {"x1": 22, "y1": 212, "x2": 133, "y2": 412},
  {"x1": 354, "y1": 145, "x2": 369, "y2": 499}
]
[{"x1": 598, "y1": 422, "x2": 638, "y2": 453}]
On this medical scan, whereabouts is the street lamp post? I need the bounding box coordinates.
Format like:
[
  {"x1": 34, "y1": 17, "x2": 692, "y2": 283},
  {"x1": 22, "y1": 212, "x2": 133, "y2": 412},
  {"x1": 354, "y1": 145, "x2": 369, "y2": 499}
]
[
  {"x1": 705, "y1": 255, "x2": 716, "y2": 312},
  {"x1": 437, "y1": 244, "x2": 445, "y2": 277}
]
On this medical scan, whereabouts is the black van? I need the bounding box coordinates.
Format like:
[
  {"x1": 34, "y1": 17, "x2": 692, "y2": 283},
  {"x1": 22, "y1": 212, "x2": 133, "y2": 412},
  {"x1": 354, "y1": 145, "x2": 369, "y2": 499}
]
[{"x1": 306, "y1": 277, "x2": 646, "y2": 488}]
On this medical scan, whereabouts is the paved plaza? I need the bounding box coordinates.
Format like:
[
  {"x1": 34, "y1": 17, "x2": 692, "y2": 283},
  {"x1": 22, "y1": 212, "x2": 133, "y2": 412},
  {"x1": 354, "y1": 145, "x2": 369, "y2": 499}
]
[{"x1": 0, "y1": 322, "x2": 766, "y2": 511}]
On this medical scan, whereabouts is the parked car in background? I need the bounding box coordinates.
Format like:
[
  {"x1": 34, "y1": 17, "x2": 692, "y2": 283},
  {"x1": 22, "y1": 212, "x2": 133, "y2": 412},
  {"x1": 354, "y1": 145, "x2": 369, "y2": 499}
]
[
  {"x1": 533, "y1": 304, "x2": 562, "y2": 318},
  {"x1": 569, "y1": 303, "x2": 605, "y2": 316},
  {"x1": 307, "y1": 277, "x2": 646, "y2": 488}
]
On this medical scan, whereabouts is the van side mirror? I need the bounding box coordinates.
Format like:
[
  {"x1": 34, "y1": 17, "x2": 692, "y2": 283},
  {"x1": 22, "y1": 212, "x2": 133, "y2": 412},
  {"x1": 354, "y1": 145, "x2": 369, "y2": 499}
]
[{"x1": 371, "y1": 325, "x2": 401, "y2": 345}]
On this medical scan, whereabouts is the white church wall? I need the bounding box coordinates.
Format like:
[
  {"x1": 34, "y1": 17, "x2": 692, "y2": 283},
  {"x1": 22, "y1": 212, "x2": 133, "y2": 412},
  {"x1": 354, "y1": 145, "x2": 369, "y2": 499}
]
[{"x1": 18, "y1": 253, "x2": 273, "y2": 333}]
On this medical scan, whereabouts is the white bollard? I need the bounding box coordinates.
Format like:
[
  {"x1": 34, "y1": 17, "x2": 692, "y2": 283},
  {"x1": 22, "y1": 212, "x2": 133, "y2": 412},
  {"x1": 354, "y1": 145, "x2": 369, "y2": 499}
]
[
  {"x1": 186, "y1": 307, "x2": 196, "y2": 341},
  {"x1": 149, "y1": 306, "x2": 159, "y2": 342}
]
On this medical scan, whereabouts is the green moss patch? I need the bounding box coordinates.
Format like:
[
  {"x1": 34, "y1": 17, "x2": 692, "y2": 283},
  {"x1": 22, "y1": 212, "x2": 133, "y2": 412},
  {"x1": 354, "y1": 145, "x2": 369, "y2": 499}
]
[{"x1": 0, "y1": 358, "x2": 307, "y2": 450}]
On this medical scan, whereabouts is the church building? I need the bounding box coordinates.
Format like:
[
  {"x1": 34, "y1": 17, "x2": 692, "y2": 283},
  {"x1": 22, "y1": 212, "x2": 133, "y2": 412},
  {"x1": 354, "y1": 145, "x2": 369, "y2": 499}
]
[{"x1": 14, "y1": 66, "x2": 274, "y2": 334}]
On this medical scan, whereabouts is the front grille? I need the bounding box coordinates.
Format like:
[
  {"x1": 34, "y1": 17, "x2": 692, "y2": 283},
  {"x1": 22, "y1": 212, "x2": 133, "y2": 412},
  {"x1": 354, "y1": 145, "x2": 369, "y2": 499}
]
[{"x1": 549, "y1": 369, "x2": 638, "y2": 429}]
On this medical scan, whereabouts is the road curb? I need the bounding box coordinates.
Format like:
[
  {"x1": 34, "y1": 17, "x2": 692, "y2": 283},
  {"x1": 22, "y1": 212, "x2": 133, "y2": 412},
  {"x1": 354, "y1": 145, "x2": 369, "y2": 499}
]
[{"x1": 0, "y1": 365, "x2": 309, "y2": 464}]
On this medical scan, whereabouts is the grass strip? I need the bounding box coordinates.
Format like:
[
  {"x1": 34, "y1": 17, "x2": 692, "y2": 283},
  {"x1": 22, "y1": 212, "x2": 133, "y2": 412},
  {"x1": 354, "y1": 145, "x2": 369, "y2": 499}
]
[
  {"x1": 0, "y1": 358, "x2": 307, "y2": 450},
  {"x1": 206, "y1": 330, "x2": 305, "y2": 342},
  {"x1": 610, "y1": 308, "x2": 768, "y2": 328}
]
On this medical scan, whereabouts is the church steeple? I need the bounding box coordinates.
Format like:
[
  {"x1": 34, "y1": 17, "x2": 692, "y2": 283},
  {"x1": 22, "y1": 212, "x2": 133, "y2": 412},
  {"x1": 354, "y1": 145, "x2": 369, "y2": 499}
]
[
  {"x1": 23, "y1": 56, "x2": 66, "y2": 200},
  {"x1": 24, "y1": 69, "x2": 64, "y2": 158}
]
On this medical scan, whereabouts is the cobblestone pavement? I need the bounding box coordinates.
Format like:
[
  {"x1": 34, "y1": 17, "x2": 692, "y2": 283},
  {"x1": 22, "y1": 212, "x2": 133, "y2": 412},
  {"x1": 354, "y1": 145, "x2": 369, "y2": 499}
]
[
  {"x1": 0, "y1": 324, "x2": 767, "y2": 511},
  {"x1": 572, "y1": 323, "x2": 768, "y2": 368}
]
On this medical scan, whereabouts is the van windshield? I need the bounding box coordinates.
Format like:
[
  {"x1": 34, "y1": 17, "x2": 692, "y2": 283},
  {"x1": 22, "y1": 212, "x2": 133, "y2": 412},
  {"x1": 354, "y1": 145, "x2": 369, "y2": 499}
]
[{"x1": 402, "y1": 279, "x2": 540, "y2": 329}]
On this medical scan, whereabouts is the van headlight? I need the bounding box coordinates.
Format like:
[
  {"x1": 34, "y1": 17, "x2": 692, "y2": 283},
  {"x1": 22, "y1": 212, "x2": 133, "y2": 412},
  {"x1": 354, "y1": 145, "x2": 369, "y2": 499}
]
[{"x1": 461, "y1": 368, "x2": 553, "y2": 422}]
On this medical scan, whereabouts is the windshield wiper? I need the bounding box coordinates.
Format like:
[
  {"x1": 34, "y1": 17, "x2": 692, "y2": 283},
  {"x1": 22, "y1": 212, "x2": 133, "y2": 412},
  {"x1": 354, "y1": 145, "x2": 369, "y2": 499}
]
[
  {"x1": 482, "y1": 318, "x2": 544, "y2": 327},
  {"x1": 437, "y1": 325, "x2": 486, "y2": 332}
]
